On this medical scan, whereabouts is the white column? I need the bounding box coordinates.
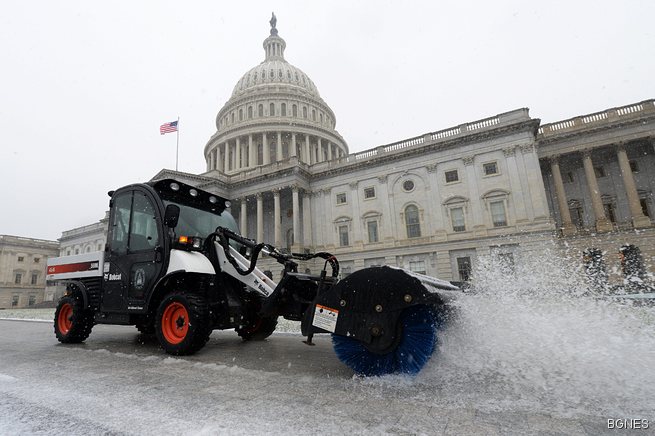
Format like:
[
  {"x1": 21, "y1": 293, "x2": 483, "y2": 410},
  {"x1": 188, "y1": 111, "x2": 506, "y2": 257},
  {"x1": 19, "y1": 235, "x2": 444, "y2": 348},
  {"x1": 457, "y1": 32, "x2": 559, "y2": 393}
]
[
  {"x1": 549, "y1": 157, "x2": 576, "y2": 235},
  {"x1": 327, "y1": 141, "x2": 332, "y2": 160},
  {"x1": 463, "y1": 155, "x2": 485, "y2": 235},
  {"x1": 349, "y1": 181, "x2": 362, "y2": 246},
  {"x1": 290, "y1": 133, "x2": 297, "y2": 158},
  {"x1": 305, "y1": 134, "x2": 311, "y2": 164},
  {"x1": 223, "y1": 142, "x2": 230, "y2": 172},
  {"x1": 216, "y1": 146, "x2": 222, "y2": 172},
  {"x1": 236, "y1": 137, "x2": 241, "y2": 170},
  {"x1": 303, "y1": 191, "x2": 312, "y2": 248},
  {"x1": 276, "y1": 131, "x2": 283, "y2": 162},
  {"x1": 273, "y1": 189, "x2": 282, "y2": 247},
  {"x1": 318, "y1": 138, "x2": 324, "y2": 162},
  {"x1": 256, "y1": 193, "x2": 264, "y2": 242},
  {"x1": 240, "y1": 199, "x2": 247, "y2": 237},
  {"x1": 616, "y1": 144, "x2": 650, "y2": 228},
  {"x1": 503, "y1": 147, "x2": 528, "y2": 222},
  {"x1": 263, "y1": 133, "x2": 270, "y2": 165},
  {"x1": 292, "y1": 186, "x2": 300, "y2": 249},
  {"x1": 247, "y1": 134, "x2": 254, "y2": 167}
]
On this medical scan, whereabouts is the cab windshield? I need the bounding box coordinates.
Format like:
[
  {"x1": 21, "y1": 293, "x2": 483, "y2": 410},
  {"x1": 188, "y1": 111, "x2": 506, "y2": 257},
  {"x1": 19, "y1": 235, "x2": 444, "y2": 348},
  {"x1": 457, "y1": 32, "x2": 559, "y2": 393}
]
[{"x1": 164, "y1": 200, "x2": 239, "y2": 238}]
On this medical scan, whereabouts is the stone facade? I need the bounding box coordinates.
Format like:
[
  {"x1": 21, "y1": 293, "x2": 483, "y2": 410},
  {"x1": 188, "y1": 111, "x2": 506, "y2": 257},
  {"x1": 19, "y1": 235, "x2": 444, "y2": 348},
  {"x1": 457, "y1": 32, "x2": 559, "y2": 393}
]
[
  {"x1": 66, "y1": 19, "x2": 654, "y2": 285},
  {"x1": 0, "y1": 235, "x2": 59, "y2": 309}
]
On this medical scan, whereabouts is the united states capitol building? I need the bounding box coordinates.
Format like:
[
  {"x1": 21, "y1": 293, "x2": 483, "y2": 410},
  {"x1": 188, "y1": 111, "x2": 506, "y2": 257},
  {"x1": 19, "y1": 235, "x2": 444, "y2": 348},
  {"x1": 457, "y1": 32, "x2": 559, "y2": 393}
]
[{"x1": 66, "y1": 17, "x2": 655, "y2": 283}]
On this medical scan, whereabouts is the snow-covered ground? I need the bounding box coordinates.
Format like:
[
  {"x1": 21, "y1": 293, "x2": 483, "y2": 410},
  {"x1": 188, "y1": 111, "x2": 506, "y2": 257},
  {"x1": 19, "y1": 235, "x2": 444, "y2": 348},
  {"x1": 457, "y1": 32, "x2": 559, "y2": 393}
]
[{"x1": 2, "y1": 253, "x2": 653, "y2": 434}]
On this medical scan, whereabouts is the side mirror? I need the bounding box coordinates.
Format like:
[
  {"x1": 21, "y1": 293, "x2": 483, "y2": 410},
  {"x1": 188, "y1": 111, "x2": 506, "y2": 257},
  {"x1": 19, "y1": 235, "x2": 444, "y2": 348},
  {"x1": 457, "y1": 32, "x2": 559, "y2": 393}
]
[{"x1": 164, "y1": 204, "x2": 180, "y2": 228}]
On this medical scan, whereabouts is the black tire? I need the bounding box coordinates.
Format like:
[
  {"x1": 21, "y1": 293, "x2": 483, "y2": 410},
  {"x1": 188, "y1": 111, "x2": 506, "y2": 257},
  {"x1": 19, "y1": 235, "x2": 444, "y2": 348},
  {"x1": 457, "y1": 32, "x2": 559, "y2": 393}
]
[
  {"x1": 54, "y1": 295, "x2": 94, "y2": 343},
  {"x1": 236, "y1": 315, "x2": 278, "y2": 341},
  {"x1": 155, "y1": 292, "x2": 212, "y2": 355}
]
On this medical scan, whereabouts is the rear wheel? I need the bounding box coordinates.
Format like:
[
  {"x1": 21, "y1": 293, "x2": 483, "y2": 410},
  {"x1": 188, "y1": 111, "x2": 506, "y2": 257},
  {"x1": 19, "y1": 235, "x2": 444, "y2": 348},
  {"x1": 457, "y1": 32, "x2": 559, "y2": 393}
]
[
  {"x1": 332, "y1": 305, "x2": 440, "y2": 376},
  {"x1": 236, "y1": 315, "x2": 278, "y2": 341},
  {"x1": 155, "y1": 293, "x2": 211, "y2": 355},
  {"x1": 54, "y1": 295, "x2": 94, "y2": 343}
]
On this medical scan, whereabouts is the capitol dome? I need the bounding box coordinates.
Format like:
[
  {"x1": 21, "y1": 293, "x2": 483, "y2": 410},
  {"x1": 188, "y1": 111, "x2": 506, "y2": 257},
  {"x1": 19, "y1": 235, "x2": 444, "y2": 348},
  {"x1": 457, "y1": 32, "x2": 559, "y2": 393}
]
[{"x1": 204, "y1": 15, "x2": 348, "y2": 174}]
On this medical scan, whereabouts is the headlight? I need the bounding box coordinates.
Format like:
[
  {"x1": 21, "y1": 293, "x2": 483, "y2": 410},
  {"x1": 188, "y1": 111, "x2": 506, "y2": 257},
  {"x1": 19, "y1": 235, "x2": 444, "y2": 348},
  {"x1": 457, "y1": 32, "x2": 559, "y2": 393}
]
[{"x1": 175, "y1": 236, "x2": 203, "y2": 251}]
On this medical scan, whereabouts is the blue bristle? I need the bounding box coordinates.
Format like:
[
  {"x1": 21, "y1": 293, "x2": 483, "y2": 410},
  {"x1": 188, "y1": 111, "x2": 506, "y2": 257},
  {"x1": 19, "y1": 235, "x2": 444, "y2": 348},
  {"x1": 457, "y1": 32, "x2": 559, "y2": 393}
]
[{"x1": 332, "y1": 305, "x2": 439, "y2": 376}]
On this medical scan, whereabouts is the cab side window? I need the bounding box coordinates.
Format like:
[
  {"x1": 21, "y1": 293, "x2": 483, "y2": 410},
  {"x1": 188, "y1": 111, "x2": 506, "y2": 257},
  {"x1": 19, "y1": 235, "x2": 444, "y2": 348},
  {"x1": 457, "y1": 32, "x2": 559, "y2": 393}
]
[
  {"x1": 110, "y1": 193, "x2": 132, "y2": 255},
  {"x1": 129, "y1": 192, "x2": 160, "y2": 251}
]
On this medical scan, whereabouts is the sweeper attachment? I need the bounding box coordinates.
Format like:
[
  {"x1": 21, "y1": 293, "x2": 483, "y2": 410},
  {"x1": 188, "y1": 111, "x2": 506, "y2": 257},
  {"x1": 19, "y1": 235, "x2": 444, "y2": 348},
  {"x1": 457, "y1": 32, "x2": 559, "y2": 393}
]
[{"x1": 48, "y1": 179, "x2": 459, "y2": 376}]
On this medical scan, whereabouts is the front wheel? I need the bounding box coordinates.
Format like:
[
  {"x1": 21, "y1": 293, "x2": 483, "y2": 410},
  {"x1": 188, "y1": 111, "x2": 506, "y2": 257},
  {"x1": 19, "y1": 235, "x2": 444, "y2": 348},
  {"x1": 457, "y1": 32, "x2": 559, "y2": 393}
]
[
  {"x1": 155, "y1": 293, "x2": 212, "y2": 355},
  {"x1": 54, "y1": 295, "x2": 94, "y2": 343}
]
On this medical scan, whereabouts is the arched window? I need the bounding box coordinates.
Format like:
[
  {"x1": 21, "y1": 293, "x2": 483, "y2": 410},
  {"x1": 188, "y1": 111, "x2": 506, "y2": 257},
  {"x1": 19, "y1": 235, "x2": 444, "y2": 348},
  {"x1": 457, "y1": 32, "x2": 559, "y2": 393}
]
[
  {"x1": 312, "y1": 109, "x2": 316, "y2": 121},
  {"x1": 292, "y1": 104, "x2": 298, "y2": 117},
  {"x1": 248, "y1": 106, "x2": 253, "y2": 119},
  {"x1": 269, "y1": 103, "x2": 275, "y2": 116},
  {"x1": 238, "y1": 109, "x2": 243, "y2": 121},
  {"x1": 281, "y1": 103, "x2": 287, "y2": 116},
  {"x1": 231, "y1": 112, "x2": 235, "y2": 123},
  {"x1": 258, "y1": 104, "x2": 264, "y2": 117},
  {"x1": 303, "y1": 106, "x2": 307, "y2": 119},
  {"x1": 405, "y1": 205, "x2": 421, "y2": 238},
  {"x1": 320, "y1": 113, "x2": 323, "y2": 124}
]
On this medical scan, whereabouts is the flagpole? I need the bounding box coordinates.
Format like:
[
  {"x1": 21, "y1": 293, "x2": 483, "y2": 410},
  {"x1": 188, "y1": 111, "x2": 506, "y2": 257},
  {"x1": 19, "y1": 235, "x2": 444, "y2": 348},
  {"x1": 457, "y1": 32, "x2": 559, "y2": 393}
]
[{"x1": 176, "y1": 116, "x2": 180, "y2": 171}]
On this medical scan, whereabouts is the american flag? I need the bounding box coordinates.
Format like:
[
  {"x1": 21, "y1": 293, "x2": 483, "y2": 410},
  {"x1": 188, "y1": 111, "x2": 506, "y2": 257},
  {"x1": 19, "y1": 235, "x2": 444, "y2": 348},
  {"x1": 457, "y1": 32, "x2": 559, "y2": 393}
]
[{"x1": 160, "y1": 120, "x2": 178, "y2": 135}]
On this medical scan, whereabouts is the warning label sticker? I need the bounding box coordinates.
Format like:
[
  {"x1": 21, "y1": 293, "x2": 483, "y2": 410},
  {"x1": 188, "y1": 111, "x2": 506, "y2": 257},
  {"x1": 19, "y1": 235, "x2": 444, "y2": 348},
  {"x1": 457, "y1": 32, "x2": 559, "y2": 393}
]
[{"x1": 312, "y1": 304, "x2": 339, "y2": 333}]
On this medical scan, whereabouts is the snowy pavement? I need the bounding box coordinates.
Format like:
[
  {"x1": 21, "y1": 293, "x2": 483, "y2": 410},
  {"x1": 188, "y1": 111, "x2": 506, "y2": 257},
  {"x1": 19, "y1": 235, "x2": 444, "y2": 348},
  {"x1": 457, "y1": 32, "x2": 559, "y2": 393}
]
[{"x1": 0, "y1": 319, "x2": 645, "y2": 435}]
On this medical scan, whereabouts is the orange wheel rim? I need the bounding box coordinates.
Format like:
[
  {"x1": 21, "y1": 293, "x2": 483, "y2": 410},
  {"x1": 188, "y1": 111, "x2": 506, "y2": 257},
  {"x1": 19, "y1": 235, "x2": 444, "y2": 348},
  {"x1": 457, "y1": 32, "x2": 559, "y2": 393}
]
[
  {"x1": 161, "y1": 302, "x2": 189, "y2": 345},
  {"x1": 58, "y1": 303, "x2": 73, "y2": 334}
]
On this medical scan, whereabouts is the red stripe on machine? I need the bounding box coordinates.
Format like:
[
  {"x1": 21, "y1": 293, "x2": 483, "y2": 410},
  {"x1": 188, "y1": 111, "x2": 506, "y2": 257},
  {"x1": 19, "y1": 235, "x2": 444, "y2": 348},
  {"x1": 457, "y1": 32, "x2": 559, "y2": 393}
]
[{"x1": 47, "y1": 261, "x2": 99, "y2": 275}]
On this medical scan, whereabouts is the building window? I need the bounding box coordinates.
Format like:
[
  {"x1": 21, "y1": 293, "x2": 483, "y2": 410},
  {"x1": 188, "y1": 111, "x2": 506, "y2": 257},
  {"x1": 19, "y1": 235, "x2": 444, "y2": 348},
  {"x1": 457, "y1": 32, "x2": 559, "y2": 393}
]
[
  {"x1": 336, "y1": 193, "x2": 347, "y2": 205},
  {"x1": 248, "y1": 106, "x2": 253, "y2": 119},
  {"x1": 239, "y1": 108, "x2": 243, "y2": 121},
  {"x1": 231, "y1": 112, "x2": 235, "y2": 123},
  {"x1": 604, "y1": 203, "x2": 616, "y2": 223},
  {"x1": 364, "y1": 187, "x2": 376, "y2": 199},
  {"x1": 303, "y1": 106, "x2": 307, "y2": 118},
  {"x1": 594, "y1": 166, "x2": 605, "y2": 178},
  {"x1": 445, "y1": 170, "x2": 459, "y2": 183},
  {"x1": 33, "y1": 257, "x2": 40, "y2": 263},
  {"x1": 569, "y1": 200, "x2": 585, "y2": 228},
  {"x1": 409, "y1": 261, "x2": 426, "y2": 275},
  {"x1": 75, "y1": 249, "x2": 79, "y2": 255},
  {"x1": 565, "y1": 172, "x2": 575, "y2": 183},
  {"x1": 281, "y1": 103, "x2": 286, "y2": 116},
  {"x1": 31, "y1": 274, "x2": 38, "y2": 285},
  {"x1": 490, "y1": 200, "x2": 508, "y2": 227},
  {"x1": 258, "y1": 104, "x2": 264, "y2": 117},
  {"x1": 18, "y1": 256, "x2": 24, "y2": 262},
  {"x1": 11, "y1": 295, "x2": 19, "y2": 307},
  {"x1": 629, "y1": 160, "x2": 639, "y2": 173},
  {"x1": 312, "y1": 109, "x2": 316, "y2": 121},
  {"x1": 66, "y1": 250, "x2": 71, "y2": 256},
  {"x1": 269, "y1": 103, "x2": 275, "y2": 116},
  {"x1": 338, "y1": 225, "x2": 349, "y2": 247},
  {"x1": 457, "y1": 257, "x2": 472, "y2": 281},
  {"x1": 15, "y1": 273, "x2": 22, "y2": 284},
  {"x1": 367, "y1": 220, "x2": 379, "y2": 243},
  {"x1": 451, "y1": 207, "x2": 466, "y2": 232},
  {"x1": 402, "y1": 180, "x2": 415, "y2": 192},
  {"x1": 320, "y1": 113, "x2": 323, "y2": 124},
  {"x1": 28, "y1": 295, "x2": 36, "y2": 306},
  {"x1": 483, "y1": 162, "x2": 498, "y2": 176},
  {"x1": 292, "y1": 104, "x2": 298, "y2": 117},
  {"x1": 640, "y1": 199, "x2": 651, "y2": 218},
  {"x1": 405, "y1": 205, "x2": 421, "y2": 238}
]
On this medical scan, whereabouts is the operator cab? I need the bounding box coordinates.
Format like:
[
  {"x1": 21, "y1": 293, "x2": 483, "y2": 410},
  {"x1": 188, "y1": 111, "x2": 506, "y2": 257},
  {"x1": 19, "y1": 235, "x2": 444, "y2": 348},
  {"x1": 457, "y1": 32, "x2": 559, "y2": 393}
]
[{"x1": 101, "y1": 179, "x2": 236, "y2": 315}]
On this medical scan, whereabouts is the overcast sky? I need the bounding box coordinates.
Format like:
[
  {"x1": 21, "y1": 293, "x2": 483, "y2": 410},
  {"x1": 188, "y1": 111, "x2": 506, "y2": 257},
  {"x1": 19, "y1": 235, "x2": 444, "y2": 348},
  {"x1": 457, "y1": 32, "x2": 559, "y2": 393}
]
[{"x1": 1, "y1": 1, "x2": 653, "y2": 241}]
